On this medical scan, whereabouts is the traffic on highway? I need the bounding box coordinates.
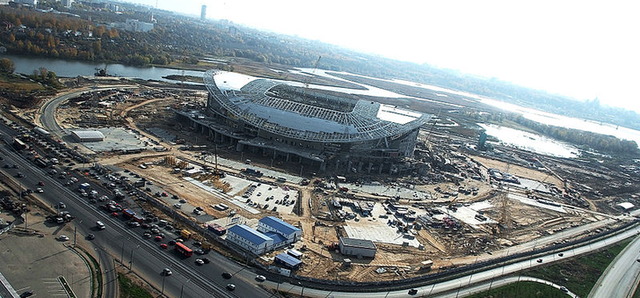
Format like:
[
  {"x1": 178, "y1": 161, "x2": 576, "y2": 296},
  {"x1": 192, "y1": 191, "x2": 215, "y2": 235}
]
[{"x1": 0, "y1": 118, "x2": 270, "y2": 298}]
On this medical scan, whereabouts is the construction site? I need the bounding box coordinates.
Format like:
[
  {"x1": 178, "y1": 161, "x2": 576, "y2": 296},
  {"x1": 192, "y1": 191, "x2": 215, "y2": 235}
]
[{"x1": 15, "y1": 69, "x2": 638, "y2": 283}]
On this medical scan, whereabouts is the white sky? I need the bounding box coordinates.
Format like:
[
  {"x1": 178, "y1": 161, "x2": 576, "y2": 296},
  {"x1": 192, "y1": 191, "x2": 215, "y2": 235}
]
[{"x1": 124, "y1": 0, "x2": 640, "y2": 113}]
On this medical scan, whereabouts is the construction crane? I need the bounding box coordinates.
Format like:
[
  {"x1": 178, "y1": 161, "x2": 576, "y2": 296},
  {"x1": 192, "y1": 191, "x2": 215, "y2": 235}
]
[{"x1": 303, "y1": 56, "x2": 322, "y2": 89}]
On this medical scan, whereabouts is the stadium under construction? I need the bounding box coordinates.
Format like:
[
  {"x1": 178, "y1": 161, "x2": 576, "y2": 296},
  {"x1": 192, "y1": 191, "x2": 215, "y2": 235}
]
[{"x1": 176, "y1": 70, "x2": 431, "y2": 173}]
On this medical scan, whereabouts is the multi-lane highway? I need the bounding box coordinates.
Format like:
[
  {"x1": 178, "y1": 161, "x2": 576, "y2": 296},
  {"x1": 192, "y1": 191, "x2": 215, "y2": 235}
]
[
  {"x1": 589, "y1": 234, "x2": 640, "y2": 298},
  {"x1": 265, "y1": 222, "x2": 640, "y2": 297},
  {"x1": 0, "y1": 122, "x2": 271, "y2": 298}
]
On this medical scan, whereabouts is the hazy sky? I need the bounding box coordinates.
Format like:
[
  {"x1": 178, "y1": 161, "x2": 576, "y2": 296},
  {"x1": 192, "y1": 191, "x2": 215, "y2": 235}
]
[{"x1": 123, "y1": 0, "x2": 640, "y2": 113}]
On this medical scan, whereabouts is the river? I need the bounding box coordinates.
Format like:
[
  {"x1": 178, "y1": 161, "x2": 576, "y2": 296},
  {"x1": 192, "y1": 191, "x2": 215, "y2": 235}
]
[
  {"x1": 5, "y1": 53, "x2": 640, "y2": 149},
  {"x1": 1, "y1": 54, "x2": 205, "y2": 83}
]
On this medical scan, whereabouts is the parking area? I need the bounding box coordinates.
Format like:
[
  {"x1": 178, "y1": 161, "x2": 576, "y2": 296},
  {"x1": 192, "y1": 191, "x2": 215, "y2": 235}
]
[
  {"x1": 0, "y1": 212, "x2": 91, "y2": 298},
  {"x1": 226, "y1": 176, "x2": 298, "y2": 215}
]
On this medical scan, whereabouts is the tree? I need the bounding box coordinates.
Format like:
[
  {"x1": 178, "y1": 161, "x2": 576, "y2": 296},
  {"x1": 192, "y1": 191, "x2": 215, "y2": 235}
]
[{"x1": 0, "y1": 58, "x2": 15, "y2": 74}]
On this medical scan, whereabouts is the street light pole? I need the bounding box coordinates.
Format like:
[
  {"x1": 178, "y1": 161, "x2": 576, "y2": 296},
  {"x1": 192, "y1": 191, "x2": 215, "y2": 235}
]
[
  {"x1": 120, "y1": 241, "x2": 125, "y2": 264},
  {"x1": 129, "y1": 245, "x2": 140, "y2": 270},
  {"x1": 161, "y1": 275, "x2": 166, "y2": 296}
]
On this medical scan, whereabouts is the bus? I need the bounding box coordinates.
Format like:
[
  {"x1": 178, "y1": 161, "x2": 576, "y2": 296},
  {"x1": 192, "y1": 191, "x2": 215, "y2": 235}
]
[
  {"x1": 175, "y1": 242, "x2": 193, "y2": 257},
  {"x1": 13, "y1": 138, "x2": 29, "y2": 150}
]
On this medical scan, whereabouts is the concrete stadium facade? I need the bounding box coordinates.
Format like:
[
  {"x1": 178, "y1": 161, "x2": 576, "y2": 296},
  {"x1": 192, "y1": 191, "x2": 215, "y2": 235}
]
[{"x1": 178, "y1": 70, "x2": 431, "y2": 173}]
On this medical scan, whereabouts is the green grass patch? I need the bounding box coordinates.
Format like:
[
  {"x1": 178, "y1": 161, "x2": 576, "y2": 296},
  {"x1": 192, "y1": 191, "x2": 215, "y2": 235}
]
[
  {"x1": 118, "y1": 273, "x2": 154, "y2": 298},
  {"x1": 467, "y1": 281, "x2": 565, "y2": 298},
  {"x1": 525, "y1": 239, "x2": 631, "y2": 297},
  {"x1": 0, "y1": 76, "x2": 44, "y2": 92}
]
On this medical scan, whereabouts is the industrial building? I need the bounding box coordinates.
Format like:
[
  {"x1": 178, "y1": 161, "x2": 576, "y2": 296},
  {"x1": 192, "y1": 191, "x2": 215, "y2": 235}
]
[
  {"x1": 177, "y1": 70, "x2": 431, "y2": 173},
  {"x1": 275, "y1": 252, "x2": 302, "y2": 270},
  {"x1": 226, "y1": 224, "x2": 273, "y2": 255},
  {"x1": 257, "y1": 216, "x2": 302, "y2": 248},
  {"x1": 71, "y1": 130, "x2": 105, "y2": 142},
  {"x1": 339, "y1": 237, "x2": 377, "y2": 258},
  {"x1": 226, "y1": 217, "x2": 301, "y2": 255}
]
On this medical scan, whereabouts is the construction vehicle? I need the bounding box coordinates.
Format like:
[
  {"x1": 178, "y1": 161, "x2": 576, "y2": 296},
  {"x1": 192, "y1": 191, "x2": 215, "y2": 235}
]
[{"x1": 180, "y1": 229, "x2": 192, "y2": 240}]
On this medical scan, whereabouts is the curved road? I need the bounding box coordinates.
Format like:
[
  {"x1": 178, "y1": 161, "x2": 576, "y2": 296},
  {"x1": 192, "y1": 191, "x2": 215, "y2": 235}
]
[
  {"x1": 589, "y1": 234, "x2": 640, "y2": 298},
  {"x1": 268, "y1": 224, "x2": 640, "y2": 297},
  {"x1": 435, "y1": 276, "x2": 578, "y2": 298}
]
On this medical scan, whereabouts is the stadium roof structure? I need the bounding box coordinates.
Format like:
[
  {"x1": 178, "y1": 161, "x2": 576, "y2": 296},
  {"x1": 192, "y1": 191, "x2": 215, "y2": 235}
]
[
  {"x1": 204, "y1": 70, "x2": 431, "y2": 143},
  {"x1": 259, "y1": 216, "x2": 300, "y2": 236},
  {"x1": 228, "y1": 224, "x2": 272, "y2": 245}
]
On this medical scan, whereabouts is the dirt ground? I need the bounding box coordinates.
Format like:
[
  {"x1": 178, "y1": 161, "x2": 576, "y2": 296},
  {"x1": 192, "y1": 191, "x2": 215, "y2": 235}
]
[
  {"x1": 30, "y1": 84, "x2": 613, "y2": 283},
  {"x1": 469, "y1": 155, "x2": 564, "y2": 188}
]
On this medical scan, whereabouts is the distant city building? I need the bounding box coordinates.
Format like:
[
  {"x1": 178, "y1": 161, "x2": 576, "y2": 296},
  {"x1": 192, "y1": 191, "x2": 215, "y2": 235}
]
[
  {"x1": 339, "y1": 237, "x2": 377, "y2": 258},
  {"x1": 109, "y1": 19, "x2": 154, "y2": 32},
  {"x1": 61, "y1": 0, "x2": 73, "y2": 8},
  {"x1": 200, "y1": 5, "x2": 206, "y2": 20},
  {"x1": 0, "y1": 0, "x2": 11, "y2": 5},
  {"x1": 13, "y1": 0, "x2": 37, "y2": 6}
]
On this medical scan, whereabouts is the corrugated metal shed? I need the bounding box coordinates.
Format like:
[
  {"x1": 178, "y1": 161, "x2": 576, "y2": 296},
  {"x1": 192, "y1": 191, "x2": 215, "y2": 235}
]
[
  {"x1": 275, "y1": 253, "x2": 302, "y2": 269},
  {"x1": 71, "y1": 130, "x2": 105, "y2": 142},
  {"x1": 228, "y1": 224, "x2": 272, "y2": 245},
  {"x1": 340, "y1": 237, "x2": 376, "y2": 250}
]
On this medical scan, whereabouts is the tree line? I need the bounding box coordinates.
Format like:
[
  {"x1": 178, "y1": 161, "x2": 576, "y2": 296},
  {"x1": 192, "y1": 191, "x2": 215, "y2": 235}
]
[{"x1": 464, "y1": 110, "x2": 639, "y2": 155}]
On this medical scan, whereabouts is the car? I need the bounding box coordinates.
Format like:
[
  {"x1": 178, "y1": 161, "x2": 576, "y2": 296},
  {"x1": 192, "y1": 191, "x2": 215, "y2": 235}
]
[
  {"x1": 195, "y1": 248, "x2": 205, "y2": 255},
  {"x1": 155, "y1": 235, "x2": 164, "y2": 241},
  {"x1": 57, "y1": 235, "x2": 69, "y2": 241},
  {"x1": 173, "y1": 203, "x2": 182, "y2": 209},
  {"x1": 37, "y1": 181, "x2": 45, "y2": 186},
  {"x1": 143, "y1": 232, "x2": 152, "y2": 238},
  {"x1": 86, "y1": 234, "x2": 96, "y2": 240},
  {"x1": 128, "y1": 221, "x2": 141, "y2": 228},
  {"x1": 222, "y1": 272, "x2": 232, "y2": 279},
  {"x1": 35, "y1": 188, "x2": 44, "y2": 193},
  {"x1": 162, "y1": 268, "x2": 172, "y2": 276},
  {"x1": 408, "y1": 288, "x2": 418, "y2": 295},
  {"x1": 15, "y1": 172, "x2": 25, "y2": 178},
  {"x1": 201, "y1": 257, "x2": 210, "y2": 264},
  {"x1": 179, "y1": 199, "x2": 187, "y2": 203},
  {"x1": 255, "y1": 275, "x2": 266, "y2": 282},
  {"x1": 558, "y1": 253, "x2": 564, "y2": 257},
  {"x1": 195, "y1": 258, "x2": 205, "y2": 265},
  {"x1": 193, "y1": 241, "x2": 202, "y2": 247},
  {"x1": 226, "y1": 284, "x2": 235, "y2": 291},
  {"x1": 560, "y1": 286, "x2": 568, "y2": 292},
  {"x1": 159, "y1": 243, "x2": 168, "y2": 249},
  {"x1": 536, "y1": 259, "x2": 543, "y2": 263},
  {"x1": 96, "y1": 221, "x2": 105, "y2": 230},
  {"x1": 19, "y1": 290, "x2": 33, "y2": 298},
  {"x1": 58, "y1": 202, "x2": 66, "y2": 209}
]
